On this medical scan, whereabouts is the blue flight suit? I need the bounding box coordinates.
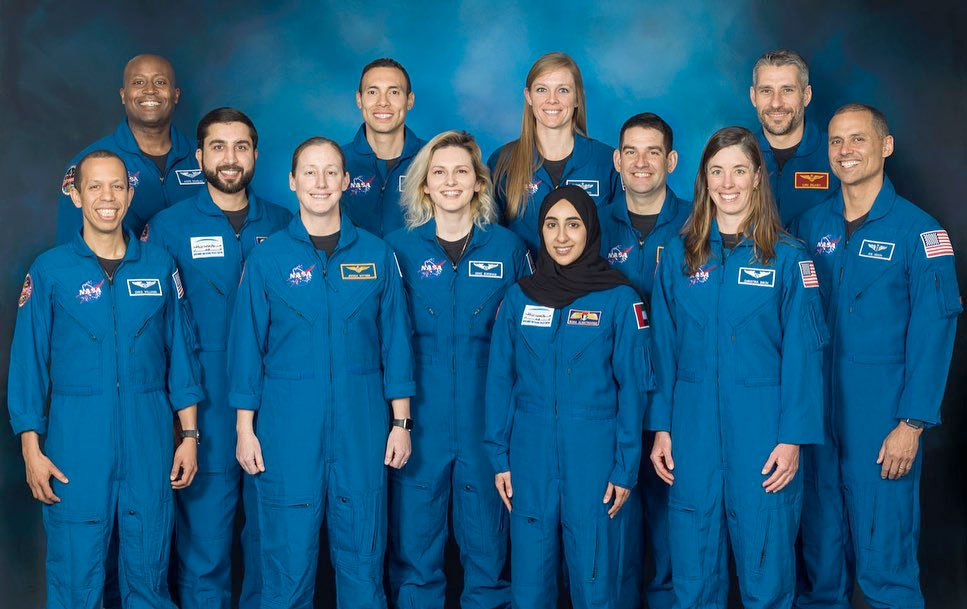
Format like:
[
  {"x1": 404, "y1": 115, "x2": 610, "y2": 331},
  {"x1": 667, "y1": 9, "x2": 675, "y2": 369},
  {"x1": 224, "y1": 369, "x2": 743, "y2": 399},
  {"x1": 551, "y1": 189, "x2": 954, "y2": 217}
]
[
  {"x1": 56, "y1": 120, "x2": 204, "y2": 244},
  {"x1": 8, "y1": 231, "x2": 203, "y2": 609},
  {"x1": 756, "y1": 120, "x2": 839, "y2": 226},
  {"x1": 144, "y1": 189, "x2": 292, "y2": 609},
  {"x1": 488, "y1": 134, "x2": 622, "y2": 253},
  {"x1": 599, "y1": 187, "x2": 692, "y2": 609},
  {"x1": 647, "y1": 226, "x2": 827, "y2": 609},
  {"x1": 790, "y1": 178, "x2": 961, "y2": 609},
  {"x1": 484, "y1": 284, "x2": 654, "y2": 609},
  {"x1": 229, "y1": 213, "x2": 415, "y2": 609},
  {"x1": 384, "y1": 220, "x2": 530, "y2": 609},
  {"x1": 342, "y1": 124, "x2": 426, "y2": 237}
]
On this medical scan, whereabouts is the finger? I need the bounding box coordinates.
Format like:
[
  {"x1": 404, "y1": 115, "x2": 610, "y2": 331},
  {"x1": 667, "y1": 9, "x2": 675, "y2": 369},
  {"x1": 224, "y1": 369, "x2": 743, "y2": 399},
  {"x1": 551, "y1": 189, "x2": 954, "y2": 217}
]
[
  {"x1": 761, "y1": 452, "x2": 777, "y2": 476},
  {"x1": 665, "y1": 450, "x2": 675, "y2": 471},
  {"x1": 40, "y1": 478, "x2": 60, "y2": 503},
  {"x1": 496, "y1": 480, "x2": 512, "y2": 512},
  {"x1": 183, "y1": 466, "x2": 197, "y2": 487},
  {"x1": 384, "y1": 442, "x2": 393, "y2": 466},
  {"x1": 49, "y1": 464, "x2": 69, "y2": 484},
  {"x1": 505, "y1": 476, "x2": 513, "y2": 499},
  {"x1": 254, "y1": 449, "x2": 265, "y2": 473},
  {"x1": 762, "y1": 467, "x2": 785, "y2": 490},
  {"x1": 654, "y1": 461, "x2": 674, "y2": 486},
  {"x1": 887, "y1": 456, "x2": 902, "y2": 480},
  {"x1": 170, "y1": 457, "x2": 181, "y2": 481},
  {"x1": 876, "y1": 442, "x2": 886, "y2": 465},
  {"x1": 765, "y1": 472, "x2": 791, "y2": 494},
  {"x1": 603, "y1": 482, "x2": 614, "y2": 504}
]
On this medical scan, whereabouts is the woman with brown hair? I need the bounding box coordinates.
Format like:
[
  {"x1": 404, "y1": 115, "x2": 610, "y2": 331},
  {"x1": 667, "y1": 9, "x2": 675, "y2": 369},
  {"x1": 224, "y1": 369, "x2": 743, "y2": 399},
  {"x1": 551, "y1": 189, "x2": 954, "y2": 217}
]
[
  {"x1": 646, "y1": 126, "x2": 827, "y2": 608},
  {"x1": 488, "y1": 52, "x2": 620, "y2": 254}
]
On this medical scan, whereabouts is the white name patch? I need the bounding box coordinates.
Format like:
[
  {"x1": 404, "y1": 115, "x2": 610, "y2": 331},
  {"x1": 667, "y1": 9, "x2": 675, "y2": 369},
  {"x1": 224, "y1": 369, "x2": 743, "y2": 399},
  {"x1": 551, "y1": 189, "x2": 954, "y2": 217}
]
[
  {"x1": 468, "y1": 260, "x2": 503, "y2": 278},
  {"x1": 190, "y1": 236, "x2": 225, "y2": 259},
  {"x1": 127, "y1": 278, "x2": 163, "y2": 296},
  {"x1": 858, "y1": 239, "x2": 895, "y2": 261},
  {"x1": 175, "y1": 168, "x2": 206, "y2": 186},
  {"x1": 737, "y1": 267, "x2": 776, "y2": 287},
  {"x1": 565, "y1": 178, "x2": 600, "y2": 198},
  {"x1": 521, "y1": 304, "x2": 554, "y2": 327}
]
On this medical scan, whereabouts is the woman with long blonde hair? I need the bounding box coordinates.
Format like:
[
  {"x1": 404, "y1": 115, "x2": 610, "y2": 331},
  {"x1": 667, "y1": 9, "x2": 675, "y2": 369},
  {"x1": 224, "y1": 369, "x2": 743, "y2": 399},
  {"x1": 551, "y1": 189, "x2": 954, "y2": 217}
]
[
  {"x1": 385, "y1": 130, "x2": 530, "y2": 609},
  {"x1": 647, "y1": 126, "x2": 827, "y2": 608},
  {"x1": 488, "y1": 52, "x2": 620, "y2": 254}
]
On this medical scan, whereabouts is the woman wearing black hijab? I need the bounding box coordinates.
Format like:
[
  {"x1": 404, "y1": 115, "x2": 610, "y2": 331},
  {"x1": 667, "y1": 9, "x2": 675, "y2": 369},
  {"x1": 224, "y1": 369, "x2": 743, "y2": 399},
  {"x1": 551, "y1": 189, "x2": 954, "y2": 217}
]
[{"x1": 483, "y1": 185, "x2": 654, "y2": 609}]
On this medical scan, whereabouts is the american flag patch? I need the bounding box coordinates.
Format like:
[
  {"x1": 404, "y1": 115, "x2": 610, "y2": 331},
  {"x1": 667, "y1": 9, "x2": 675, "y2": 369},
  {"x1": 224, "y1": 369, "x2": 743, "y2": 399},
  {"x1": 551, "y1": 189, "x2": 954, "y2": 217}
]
[
  {"x1": 172, "y1": 269, "x2": 185, "y2": 299},
  {"x1": 920, "y1": 230, "x2": 953, "y2": 258},
  {"x1": 799, "y1": 260, "x2": 819, "y2": 288}
]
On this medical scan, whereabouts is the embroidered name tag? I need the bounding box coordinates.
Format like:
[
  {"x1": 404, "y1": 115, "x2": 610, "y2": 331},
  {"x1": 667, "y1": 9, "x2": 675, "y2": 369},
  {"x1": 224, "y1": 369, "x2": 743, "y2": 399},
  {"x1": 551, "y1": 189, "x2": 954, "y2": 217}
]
[
  {"x1": 794, "y1": 172, "x2": 829, "y2": 189},
  {"x1": 341, "y1": 263, "x2": 377, "y2": 280},
  {"x1": 468, "y1": 261, "x2": 503, "y2": 278},
  {"x1": 565, "y1": 179, "x2": 600, "y2": 197},
  {"x1": 190, "y1": 236, "x2": 225, "y2": 259},
  {"x1": 521, "y1": 304, "x2": 554, "y2": 327},
  {"x1": 567, "y1": 309, "x2": 601, "y2": 326},
  {"x1": 127, "y1": 278, "x2": 163, "y2": 296},
  {"x1": 858, "y1": 239, "x2": 895, "y2": 261},
  {"x1": 175, "y1": 169, "x2": 206, "y2": 186},
  {"x1": 737, "y1": 267, "x2": 776, "y2": 287}
]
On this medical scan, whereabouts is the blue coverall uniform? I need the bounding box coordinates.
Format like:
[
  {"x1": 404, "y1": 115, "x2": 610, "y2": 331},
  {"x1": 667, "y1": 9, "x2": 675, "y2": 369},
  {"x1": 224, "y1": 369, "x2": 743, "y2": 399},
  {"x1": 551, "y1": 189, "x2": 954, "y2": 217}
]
[
  {"x1": 488, "y1": 134, "x2": 622, "y2": 253},
  {"x1": 56, "y1": 120, "x2": 204, "y2": 244},
  {"x1": 342, "y1": 124, "x2": 426, "y2": 237},
  {"x1": 8, "y1": 231, "x2": 203, "y2": 609},
  {"x1": 144, "y1": 189, "x2": 292, "y2": 609},
  {"x1": 228, "y1": 213, "x2": 415, "y2": 609},
  {"x1": 647, "y1": 227, "x2": 827, "y2": 609},
  {"x1": 384, "y1": 220, "x2": 530, "y2": 609},
  {"x1": 756, "y1": 120, "x2": 839, "y2": 226},
  {"x1": 790, "y1": 178, "x2": 961, "y2": 609},
  {"x1": 484, "y1": 284, "x2": 653, "y2": 609},
  {"x1": 599, "y1": 188, "x2": 692, "y2": 609}
]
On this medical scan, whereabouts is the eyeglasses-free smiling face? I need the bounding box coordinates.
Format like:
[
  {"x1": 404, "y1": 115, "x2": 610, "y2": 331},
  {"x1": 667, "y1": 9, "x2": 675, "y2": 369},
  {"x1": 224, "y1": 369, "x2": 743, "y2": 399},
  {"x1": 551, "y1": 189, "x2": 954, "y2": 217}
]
[
  {"x1": 120, "y1": 55, "x2": 180, "y2": 129},
  {"x1": 751, "y1": 64, "x2": 811, "y2": 137},
  {"x1": 70, "y1": 157, "x2": 133, "y2": 235},
  {"x1": 827, "y1": 109, "x2": 894, "y2": 188},
  {"x1": 197, "y1": 121, "x2": 257, "y2": 195},
  {"x1": 705, "y1": 144, "x2": 760, "y2": 227},
  {"x1": 542, "y1": 199, "x2": 587, "y2": 266},
  {"x1": 289, "y1": 143, "x2": 350, "y2": 218},
  {"x1": 424, "y1": 145, "x2": 481, "y2": 216},
  {"x1": 525, "y1": 68, "x2": 578, "y2": 131},
  {"x1": 356, "y1": 66, "x2": 413, "y2": 135}
]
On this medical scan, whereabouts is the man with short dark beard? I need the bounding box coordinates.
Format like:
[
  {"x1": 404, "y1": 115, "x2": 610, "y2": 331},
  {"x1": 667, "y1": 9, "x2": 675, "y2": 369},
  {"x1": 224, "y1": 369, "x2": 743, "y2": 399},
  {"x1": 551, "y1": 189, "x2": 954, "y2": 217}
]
[
  {"x1": 142, "y1": 108, "x2": 291, "y2": 609},
  {"x1": 750, "y1": 49, "x2": 838, "y2": 224},
  {"x1": 56, "y1": 54, "x2": 204, "y2": 243}
]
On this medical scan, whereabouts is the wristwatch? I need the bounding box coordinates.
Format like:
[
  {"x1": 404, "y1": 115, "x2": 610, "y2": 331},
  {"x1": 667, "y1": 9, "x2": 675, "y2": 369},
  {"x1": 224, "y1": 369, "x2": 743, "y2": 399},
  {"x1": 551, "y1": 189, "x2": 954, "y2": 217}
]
[
  {"x1": 902, "y1": 419, "x2": 925, "y2": 430},
  {"x1": 180, "y1": 429, "x2": 202, "y2": 443},
  {"x1": 391, "y1": 418, "x2": 414, "y2": 431}
]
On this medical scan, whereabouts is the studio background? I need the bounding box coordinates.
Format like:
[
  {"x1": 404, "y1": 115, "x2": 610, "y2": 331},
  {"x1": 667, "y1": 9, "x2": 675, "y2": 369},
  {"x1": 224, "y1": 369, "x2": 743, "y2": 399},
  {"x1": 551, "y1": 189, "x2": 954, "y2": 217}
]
[{"x1": 1, "y1": 1, "x2": 963, "y2": 607}]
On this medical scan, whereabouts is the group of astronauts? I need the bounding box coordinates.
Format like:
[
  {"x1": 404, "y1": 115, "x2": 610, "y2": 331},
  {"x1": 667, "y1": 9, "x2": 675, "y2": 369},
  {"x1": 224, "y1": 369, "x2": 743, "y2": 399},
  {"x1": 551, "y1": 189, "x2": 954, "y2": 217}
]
[{"x1": 7, "y1": 47, "x2": 961, "y2": 609}]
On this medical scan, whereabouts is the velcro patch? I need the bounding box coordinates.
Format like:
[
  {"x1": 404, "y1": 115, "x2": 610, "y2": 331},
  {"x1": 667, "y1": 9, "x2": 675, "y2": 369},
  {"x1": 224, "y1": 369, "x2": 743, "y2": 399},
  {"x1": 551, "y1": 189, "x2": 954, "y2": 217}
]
[
  {"x1": 127, "y1": 278, "x2": 163, "y2": 297},
  {"x1": 567, "y1": 309, "x2": 601, "y2": 326},
  {"x1": 794, "y1": 172, "x2": 829, "y2": 189},
  {"x1": 341, "y1": 263, "x2": 377, "y2": 280},
  {"x1": 633, "y1": 302, "x2": 649, "y2": 329},
  {"x1": 920, "y1": 230, "x2": 953, "y2": 258},
  {"x1": 521, "y1": 304, "x2": 554, "y2": 327},
  {"x1": 799, "y1": 260, "x2": 819, "y2": 288},
  {"x1": 565, "y1": 178, "x2": 600, "y2": 197},
  {"x1": 469, "y1": 260, "x2": 503, "y2": 278},
  {"x1": 737, "y1": 267, "x2": 776, "y2": 287}
]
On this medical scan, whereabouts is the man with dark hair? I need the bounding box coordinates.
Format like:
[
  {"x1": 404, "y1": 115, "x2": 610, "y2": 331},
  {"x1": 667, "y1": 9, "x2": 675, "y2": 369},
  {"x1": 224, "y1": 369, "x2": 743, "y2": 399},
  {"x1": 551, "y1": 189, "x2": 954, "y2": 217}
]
[
  {"x1": 600, "y1": 112, "x2": 691, "y2": 609},
  {"x1": 143, "y1": 108, "x2": 291, "y2": 609},
  {"x1": 750, "y1": 49, "x2": 838, "y2": 224},
  {"x1": 792, "y1": 104, "x2": 961, "y2": 609},
  {"x1": 55, "y1": 54, "x2": 204, "y2": 243},
  {"x1": 342, "y1": 57, "x2": 426, "y2": 236},
  {"x1": 10, "y1": 150, "x2": 202, "y2": 609}
]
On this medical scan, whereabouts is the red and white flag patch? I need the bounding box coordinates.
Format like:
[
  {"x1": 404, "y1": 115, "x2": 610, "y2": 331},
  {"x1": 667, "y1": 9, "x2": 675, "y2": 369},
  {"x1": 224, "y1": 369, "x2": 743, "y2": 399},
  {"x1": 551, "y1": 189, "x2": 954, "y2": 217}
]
[
  {"x1": 633, "y1": 301, "x2": 649, "y2": 330},
  {"x1": 172, "y1": 269, "x2": 185, "y2": 299},
  {"x1": 920, "y1": 230, "x2": 953, "y2": 258},
  {"x1": 799, "y1": 260, "x2": 819, "y2": 288}
]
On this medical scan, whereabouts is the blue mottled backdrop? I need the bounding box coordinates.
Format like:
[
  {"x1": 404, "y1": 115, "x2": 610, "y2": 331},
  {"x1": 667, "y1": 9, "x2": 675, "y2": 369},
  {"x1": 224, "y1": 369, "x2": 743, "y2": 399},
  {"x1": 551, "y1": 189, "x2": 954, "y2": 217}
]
[{"x1": 1, "y1": 1, "x2": 964, "y2": 606}]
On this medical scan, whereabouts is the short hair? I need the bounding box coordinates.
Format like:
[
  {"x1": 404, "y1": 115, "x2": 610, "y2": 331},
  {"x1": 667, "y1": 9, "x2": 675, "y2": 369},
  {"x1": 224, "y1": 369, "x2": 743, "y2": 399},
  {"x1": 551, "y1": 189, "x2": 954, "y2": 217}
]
[
  {"x1": 619, "y1": 112, "x2": 674, "y2": 153},
  {"x1": 74, "y1": 150, "x2": 128, "y2": 190},
  {"x1": 358, "y1": 58, "x2": 412, "y2": 94},
  {"x1": 403, "y1": 130, "x2": 497, "y2": 229},
  {"x1": 196, "y1": 107, "x2": 258, "y2": 149},
  {"x1": 753, "y1": 49, "x2": 809, "y2": 89},
  {"x1": 832, "y1": 103, "x2": 891, "y2": 137},
  {"x1": 290, "y1": 136, "x2": 346, "y2": 174}
]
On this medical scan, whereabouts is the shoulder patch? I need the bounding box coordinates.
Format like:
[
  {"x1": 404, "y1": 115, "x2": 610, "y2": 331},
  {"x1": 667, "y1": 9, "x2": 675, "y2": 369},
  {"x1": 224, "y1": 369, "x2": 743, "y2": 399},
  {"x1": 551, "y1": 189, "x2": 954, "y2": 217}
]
[
  {"x1": 18, "y1": 273, "x2": 32, "y2": 308},
  {"x1": 140, "y1": 223, "x2": 150, "y2": 242},
  {"x1": 61, "y1": 165, "x2": 76, "y2": 195},
  {"x1": 799, "y1": 260, "x2": 819, "y2": 288},
  {"x1": 172, "y1": 269, "x2": 185, "y2": 298},
  {"x1": 633, "y1": 302, "x2": 649, "y2": 330},
  {"x1": 920, "y1": 230, "x2": 953, "y2": 258}
]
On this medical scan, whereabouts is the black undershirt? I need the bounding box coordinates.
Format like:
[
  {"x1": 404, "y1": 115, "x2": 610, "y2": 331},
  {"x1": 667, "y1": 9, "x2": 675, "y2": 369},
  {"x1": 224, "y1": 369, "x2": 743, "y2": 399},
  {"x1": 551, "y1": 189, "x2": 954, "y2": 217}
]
[
  {"x1": 310, "y1": 232, "x2": 340, "y2": 258},
  {"x1": 98, "y1": 257, "x2": 122, "y2": 281},
  {"x1": 145, "y1": 152, "x2": 168, "y2": 175},
  {"x1": 845, "y1": 212, "x2": 869, "y2": 241},
  {"x1": 542, "y1": 154, "x2": 571, "y2": 187},
  {"x1": 384, "y1": 156, "x2": 401, "y2": 174},
  {"x1": 771, "y1": 143, "x2": 799, "y2": 172},
  {"x1": 223, "y1": 206, "x2": 248, "y2": 236},
  {"x1": 628, "y1": 211, "x2": 659, "y2": 244},
  {"x1": 721, "y1": 232, "x2": 741, "y2": 250},
  {"x1": 437, "y1": 231, "x2": 472, "y2": 267}
]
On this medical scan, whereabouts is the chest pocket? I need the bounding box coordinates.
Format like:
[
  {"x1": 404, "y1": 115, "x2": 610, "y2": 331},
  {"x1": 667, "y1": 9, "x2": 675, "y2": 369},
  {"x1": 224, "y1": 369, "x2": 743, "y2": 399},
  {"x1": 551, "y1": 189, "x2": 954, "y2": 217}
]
[
  {"x1": 184, "y1": 258, "x2": 232, "y2": 350},
  {"x1": 465, "y1": 282, "x2": 508, "y2": 366},
  {"x1": 264, "y1": 280, "x2": 320, "y2": 379},
  {"x1": 50, "y1": 293, "x2": 104, "y2": 396},
  {"x1": 337, "y1": 279, "x2": 382, "y2": 374},
  {"x1": 130, "y1": 296, "x2": 167, "y2": 390},
  {"x1": 403, "y1": 275, "x2": 444, "y2": 363}
]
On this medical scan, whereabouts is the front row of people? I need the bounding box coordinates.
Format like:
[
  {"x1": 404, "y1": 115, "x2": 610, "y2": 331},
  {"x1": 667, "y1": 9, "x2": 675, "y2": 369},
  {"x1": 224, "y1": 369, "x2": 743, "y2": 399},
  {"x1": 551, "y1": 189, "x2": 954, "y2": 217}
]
[{"x1": 11, "y1": 102, "x2": 959, "y2": 609}]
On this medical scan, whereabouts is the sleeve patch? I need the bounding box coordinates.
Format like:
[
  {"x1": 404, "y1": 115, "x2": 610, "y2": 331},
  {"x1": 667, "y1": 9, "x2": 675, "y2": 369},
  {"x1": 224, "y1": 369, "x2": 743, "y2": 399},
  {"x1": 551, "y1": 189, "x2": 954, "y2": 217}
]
[
  {"x1": 525, "y1": 251, "x2": 535, "y2": 274},
  {"x1": 172, "y1": 269, "x2": 185, "y2": 299},
  {"x1": 799, "y1": 260, "x2": 819, "y2": 288},
  {"x1": 140, "y1": 223, "x2": 150, "y2": 242},
  {"x1": 920, "y1": 230, "x2": 954, "y2": 258},
  {"x1": 18, "y1": 273, "x2": 33, "y2": 308},
  {"x1": 633, "y1": 301, "x2": 649, "y2": 329},
  {"x1": 392, "y1": 252, "x2": 402, "y2": 277},
  {"x1": 61, "y1": 165, "x2": 76, "y2": 195}
]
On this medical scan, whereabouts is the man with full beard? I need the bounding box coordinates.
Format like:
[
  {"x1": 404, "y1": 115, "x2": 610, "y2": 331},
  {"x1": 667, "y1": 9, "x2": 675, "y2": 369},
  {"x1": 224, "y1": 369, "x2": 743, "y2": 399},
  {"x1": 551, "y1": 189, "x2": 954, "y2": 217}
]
[
  {"x1": 750, "y1": 49, "x2": 839, "y2": 225},
  {"x1": 142, "y1": 108, "x2": 291, "y2": 609},
  {"x1": 56, "y1": 54, "x2": 205, "y2": 243}
]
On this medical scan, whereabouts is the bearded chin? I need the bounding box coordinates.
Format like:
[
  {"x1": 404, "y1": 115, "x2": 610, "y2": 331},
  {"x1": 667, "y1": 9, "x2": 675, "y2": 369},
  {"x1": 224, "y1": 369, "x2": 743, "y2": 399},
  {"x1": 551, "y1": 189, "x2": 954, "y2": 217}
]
[{"x1": 205, "y1": 167, "x2": 253, "y2": 194}]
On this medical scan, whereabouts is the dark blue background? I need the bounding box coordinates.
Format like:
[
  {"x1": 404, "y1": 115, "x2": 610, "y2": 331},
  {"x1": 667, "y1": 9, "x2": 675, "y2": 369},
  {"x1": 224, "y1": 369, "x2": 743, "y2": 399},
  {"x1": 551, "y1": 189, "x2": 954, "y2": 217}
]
[{"x1": 1, "y1": 1, "x2": 964, "y2": 606}]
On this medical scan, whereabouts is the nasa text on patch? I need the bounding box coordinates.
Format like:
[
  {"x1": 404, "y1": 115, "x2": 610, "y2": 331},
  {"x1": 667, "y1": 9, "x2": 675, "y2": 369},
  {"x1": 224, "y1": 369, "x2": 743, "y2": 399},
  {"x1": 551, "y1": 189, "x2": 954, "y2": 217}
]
[
  {"x1": 190, "y1": 236, "x2": 225, "y2": 259},
  {"x1": 794, "y1": 172, "x2": 830, "y2": 189},
  {"x1": 468, "y1": 260, "x2": 503, "y2": 278},
  {"x1": 175, "y1": 169, "x2": 206, "y2": 186},
  {"x1": 521, "y1": 304, "x2": 554, "y2": 327},
  {"x1": 341, "y1": 263, "x2": 377, "y2": 280},
  {"x1": 567, "y1": 309, "x2": 601, "y2": 326},
  {"x1": 565, "y1": 179, "x2": 600, "y2": 197},
  {"x1": 127, "y1": 278, "x2": 163, "y2": 297},
  {"x1": 858, "y1": 239, "x2": 895, "y2": 261},
  {"x1": 737, "y1": 267, "x2": 776, "y2": 288}
]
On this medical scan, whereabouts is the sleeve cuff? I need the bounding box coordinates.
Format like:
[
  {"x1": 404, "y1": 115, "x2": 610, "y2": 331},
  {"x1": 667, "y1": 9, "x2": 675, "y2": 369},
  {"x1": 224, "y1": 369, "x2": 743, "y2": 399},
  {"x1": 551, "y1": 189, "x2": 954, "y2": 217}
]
[
  {"x1": 490, "y1": 452, "x2": 510, "y2": 475},
  {"x1": 11, "y1": 416, "x2": 48, "y2": 437},
  {"x1": 384, "y1": 380, "x2": 416, "y2": 401},
  {"x1": 229, "y1": 390, "x2": 261, "y2": 411},
  {"x1": 169, "y1": 386, "x2": 204, "y2": 412},
  {"x1": 644, "y1": 405, "x2": 671, "y2": 432},
  {"x1": 608, "y1": 469, "x2": 638, "y2": 490}
]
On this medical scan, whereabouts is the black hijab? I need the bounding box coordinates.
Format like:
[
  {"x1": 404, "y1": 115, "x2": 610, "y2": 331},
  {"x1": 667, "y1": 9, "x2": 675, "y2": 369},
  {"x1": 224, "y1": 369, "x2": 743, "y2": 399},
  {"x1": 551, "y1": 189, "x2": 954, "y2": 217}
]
[{"x1": 519, "y1": 185, "x2": 632, "y2": 309}]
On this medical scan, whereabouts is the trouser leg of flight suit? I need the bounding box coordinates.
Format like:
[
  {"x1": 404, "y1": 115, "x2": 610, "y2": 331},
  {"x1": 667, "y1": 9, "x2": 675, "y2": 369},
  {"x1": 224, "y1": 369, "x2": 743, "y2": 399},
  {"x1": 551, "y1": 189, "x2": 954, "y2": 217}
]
[{"x1": 239, "y1": 471, "x2": 263, "y2": 609}]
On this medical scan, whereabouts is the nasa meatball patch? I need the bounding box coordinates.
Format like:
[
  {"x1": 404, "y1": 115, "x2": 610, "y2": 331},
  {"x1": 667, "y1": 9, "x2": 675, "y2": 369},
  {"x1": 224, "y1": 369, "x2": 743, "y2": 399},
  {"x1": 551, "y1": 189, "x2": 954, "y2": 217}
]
[
  {"x1": 61, "y1": 165, "x2": 76, "y2": 195},
  {"x1": 18, "y1": 274, "x2": 32, "y2": 308}
]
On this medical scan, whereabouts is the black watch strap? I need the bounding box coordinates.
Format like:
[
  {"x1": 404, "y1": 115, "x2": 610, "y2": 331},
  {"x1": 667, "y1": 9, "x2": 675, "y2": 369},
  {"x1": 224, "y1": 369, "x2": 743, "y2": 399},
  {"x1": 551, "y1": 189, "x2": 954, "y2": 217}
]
[
  {"x1": 180, "y1": 429, "x2": 201, "y2": 443},
  {"x1": 391, "y1": 418, "x2": 413, "y2": 431}
]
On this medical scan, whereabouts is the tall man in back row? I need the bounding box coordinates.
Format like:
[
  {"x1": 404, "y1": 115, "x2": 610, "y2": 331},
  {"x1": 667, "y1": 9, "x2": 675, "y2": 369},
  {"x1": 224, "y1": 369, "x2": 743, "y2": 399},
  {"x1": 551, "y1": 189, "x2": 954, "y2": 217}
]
[
  {"x1": 56, "y1": 54, "x2": 204, "y2": 243},
  {"x1": 750, "y1": 49, "x2": 838, "y2": 225},
  {"x1": 342, "y1": 58, "x2": 427, "y2": 237}
]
